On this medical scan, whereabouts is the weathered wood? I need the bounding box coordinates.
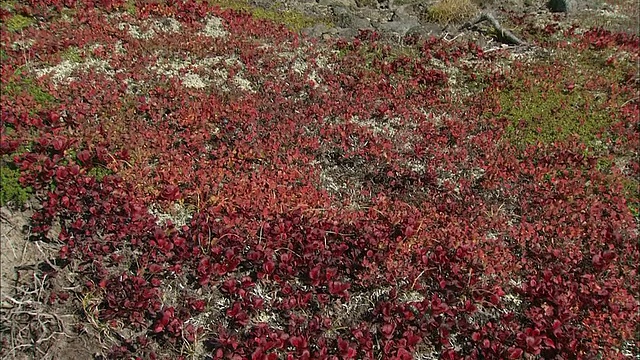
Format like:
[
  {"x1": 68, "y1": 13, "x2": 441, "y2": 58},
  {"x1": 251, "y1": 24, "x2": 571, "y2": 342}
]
[{"x1": 459, "y1": 12, "x2": 527, "y2": 46}]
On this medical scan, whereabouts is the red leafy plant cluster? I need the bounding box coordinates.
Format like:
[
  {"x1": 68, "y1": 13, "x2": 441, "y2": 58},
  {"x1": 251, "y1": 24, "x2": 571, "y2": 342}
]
[{"x1": 1, "y1": 0, "x2": 638, "y2": 359}]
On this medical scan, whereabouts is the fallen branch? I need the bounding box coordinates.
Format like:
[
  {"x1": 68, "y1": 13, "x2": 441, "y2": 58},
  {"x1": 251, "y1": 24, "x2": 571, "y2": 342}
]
[{"x1": 459, "y1": 12, "x2": 527, "y2": 46}]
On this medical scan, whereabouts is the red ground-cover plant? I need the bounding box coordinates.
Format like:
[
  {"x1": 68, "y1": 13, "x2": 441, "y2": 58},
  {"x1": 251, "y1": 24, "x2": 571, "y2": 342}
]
[{"x1": 1, "y1": 0, "x2": 638, "y2": 359}]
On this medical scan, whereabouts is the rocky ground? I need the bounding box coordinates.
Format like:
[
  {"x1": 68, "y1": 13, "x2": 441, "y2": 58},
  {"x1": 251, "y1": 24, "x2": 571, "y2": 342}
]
[{"x1": 247, "y1": 0, "x2": 638, "y2": 44}]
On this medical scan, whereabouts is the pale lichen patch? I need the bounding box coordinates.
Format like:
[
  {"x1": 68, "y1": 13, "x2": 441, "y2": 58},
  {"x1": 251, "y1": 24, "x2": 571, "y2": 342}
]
[
  {"x1": 200, "y1": 16, "x2": 228, "y2": 38},
  {"x1": 182, "y1": 72, "x2": 209, "y2": 89},
  {"x1": 34, "y1": 59, "x2": 114, "y2": 84}
]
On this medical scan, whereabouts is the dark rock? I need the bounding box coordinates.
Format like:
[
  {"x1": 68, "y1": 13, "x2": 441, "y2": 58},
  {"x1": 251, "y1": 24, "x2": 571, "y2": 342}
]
[
  {"x1": 331, "y1": 5, "x2": 374, "y2": 29},
  {"x1": 547, "y1": 0, "x2": 577, "y2": 13}
]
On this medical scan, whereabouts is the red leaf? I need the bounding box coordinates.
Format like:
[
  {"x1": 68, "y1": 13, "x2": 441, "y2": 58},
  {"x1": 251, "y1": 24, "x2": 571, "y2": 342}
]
[
  {"x1": 49, "y1": 111, "x2": 60, "y2": 124},
  {"x1": 161, "y1": 185, "x2": 181, "y2": 201},
  {"x1": 328, "y1": 281, "x2": 350, "y2": 295},
  {"x1": 77, "y1": 150, "x2": 92, "y2": 165},
  {"x1": 290, "y1": 336, "x2": 307, "y2": 349},
  {"x1": 55, "y1": 167, "x2": 68, "y2": 181},
  {"x1": 602, "y1": 250, "x2": 615, "y2": 261},
  {"x1": 508, "y1": 347, "x2": 523, "y2": 359},
  {"x1": 325, "y1": 267, "x2": 338, "y2": 281},
  {"x1": 543, "y1": 337, "x2": 555, "y2": 348},
  {"x1": 592, "y1": 254, "x2": 602, "y2": 266},
  {"x1": 526, "y1": 336, "x2": 539, "y2": 349},
  {"x1": 381, "y1": 323, "x2": 396, "y2": 339},
  {"x1": 263, "y1": 261, "x2": 275, "y2": 274},
  {"x1": 405, "y1": 332, "x2": 421, "y2": 346},
  {"x1": 52, "y1": 138, "x2": 66, "y2": 152},
  {"x1": 149, "y1": 264, "x2": 163, "y2": 273},
  {"x1": 153, "y1": 323, "x2": 164, "y2": 333},
  {"x1": 337, "y1": 338, "x2": 349, "y2": 352}
]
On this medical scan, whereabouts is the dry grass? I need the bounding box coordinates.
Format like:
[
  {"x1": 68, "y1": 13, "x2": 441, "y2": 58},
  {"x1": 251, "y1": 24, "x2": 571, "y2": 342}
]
[{"x1": 424, "y1": 0, "x2": 479, "y2": 25}]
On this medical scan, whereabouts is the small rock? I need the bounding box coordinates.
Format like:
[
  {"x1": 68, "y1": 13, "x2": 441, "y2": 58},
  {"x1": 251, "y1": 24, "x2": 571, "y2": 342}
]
[{"x1": 547, "y1": 0, "x2": 577, "y2": 13}]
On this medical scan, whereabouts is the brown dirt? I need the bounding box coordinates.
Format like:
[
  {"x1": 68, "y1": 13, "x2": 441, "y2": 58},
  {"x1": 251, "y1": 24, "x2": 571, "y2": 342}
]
[{"x1": 1, "y1": 204, "x2": 106, "y2": 359}]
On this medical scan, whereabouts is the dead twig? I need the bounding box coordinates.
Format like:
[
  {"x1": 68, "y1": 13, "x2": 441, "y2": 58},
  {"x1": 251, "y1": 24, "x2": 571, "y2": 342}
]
[
  {"x1": 620, "y1": 96, "x2": 638, "y2": 107},
  {"x1": 459, "y1": 12, "x2": 527, "y2": 46}
]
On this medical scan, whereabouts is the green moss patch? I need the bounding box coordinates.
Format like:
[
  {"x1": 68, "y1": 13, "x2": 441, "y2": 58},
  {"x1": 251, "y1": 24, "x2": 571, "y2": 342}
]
[
  {"x1": 0, "y1": 162, "x2": 32, "y2": 207},
  {"x1": 87, "y1": 166, "x2": 114, "y2": 181},
  {"x1": 622, "y1": 177, "x2": 639, "y2": 217},
  {"x1": 1, "y1": 68, "x2": 57, "y2": 110},
  {"x1": 59, "y1": 46, "x2": 84, "y2": 63},
  {"x1": 205, "y1": 0, "x2": 332, "y2": 32},
  {"x1": 498, "y1": 47, "x2": 635, "y2": 153},
  {"x1": 0, "y1": 0, "x2": 16, "y2": 11},
  {"x1": 499, "y1": 81, "x2": 614, "y2": 150},
  {"x1": 4, "y1": 14, "x2": 35, "y2": 32}
]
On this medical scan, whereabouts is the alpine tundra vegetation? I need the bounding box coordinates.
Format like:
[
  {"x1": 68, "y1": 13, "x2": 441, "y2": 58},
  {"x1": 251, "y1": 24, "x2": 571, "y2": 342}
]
[{"x1": 0, "y1": 0, "x2": 638, "y2": 359}]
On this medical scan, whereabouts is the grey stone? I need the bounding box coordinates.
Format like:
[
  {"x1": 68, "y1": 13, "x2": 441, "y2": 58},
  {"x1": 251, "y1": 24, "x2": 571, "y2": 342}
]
[
  {"x1": 332, "y1": 5, "x2": 356, "y2": 27},
  {"x1": 547, "y1": 0, "x2": 577, "y2": 13},
  {"x1": 302, "y1": 22, "x2": 333, "y2": 37},
  {"x1": 357, "y1": 7, "x2": 394, "y2": 23},
  {"x1": 391, "y1": 5, "x2": 419, "y2": 23},
  {"x1": 375, "y1": 18, "x2": 420, "y2": 36},
  {"x1": 318, "y1": 0, "x2": 357, "y2": 7},
  {"x1": 351, "y1": 15, "x2": 373, "y2": 28},
  {"x1": 336, "y1": 27, "x2": 361, "y2": 38}
]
